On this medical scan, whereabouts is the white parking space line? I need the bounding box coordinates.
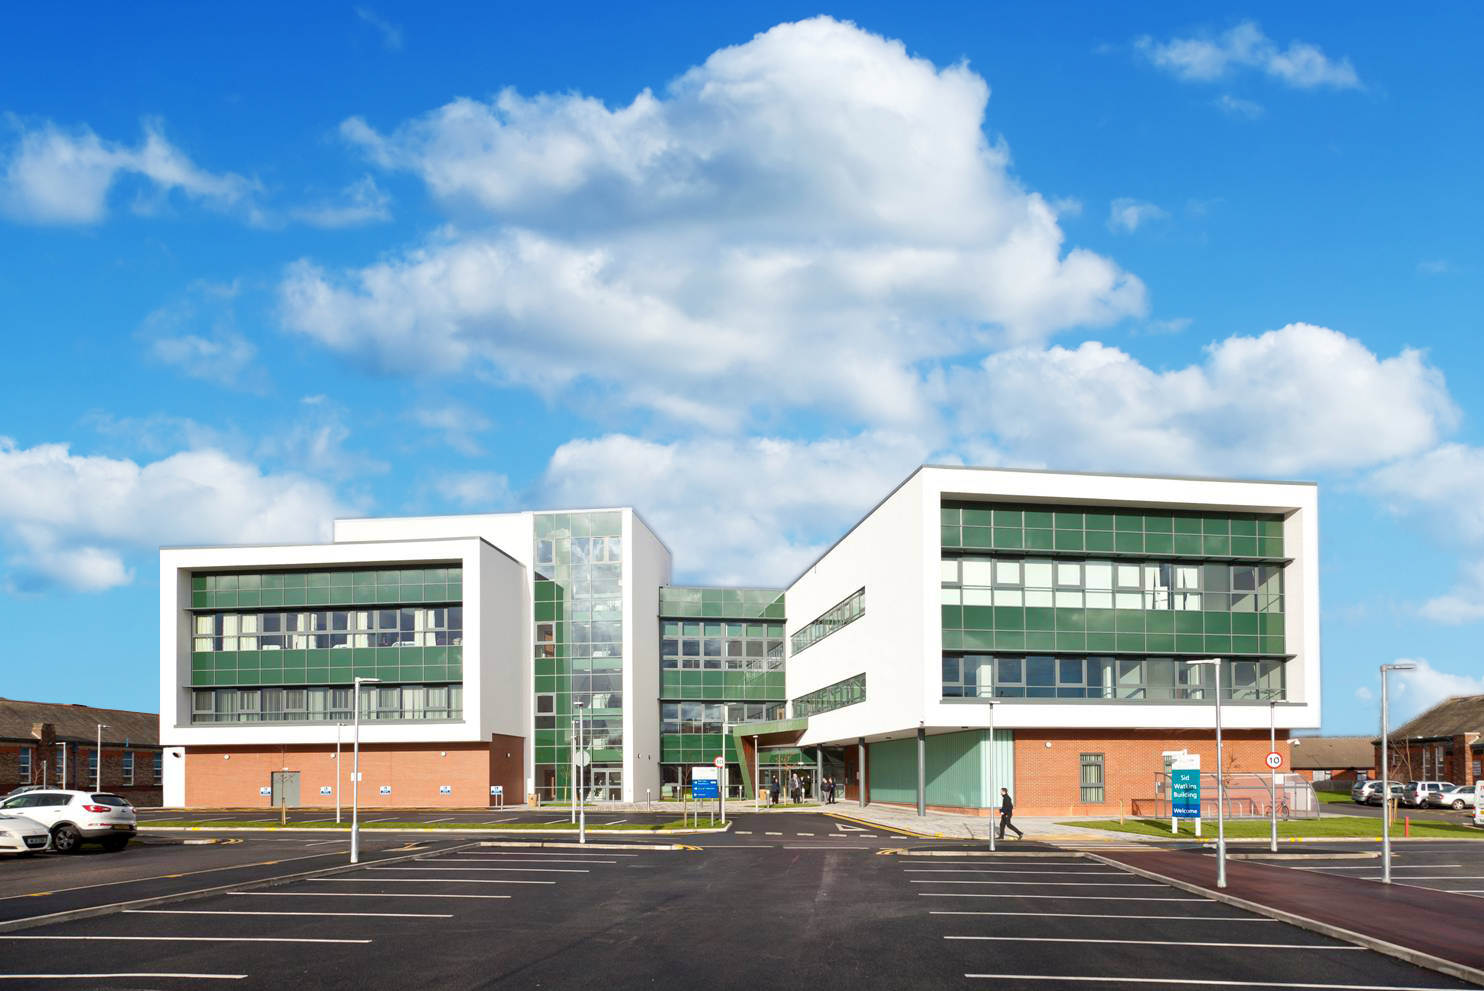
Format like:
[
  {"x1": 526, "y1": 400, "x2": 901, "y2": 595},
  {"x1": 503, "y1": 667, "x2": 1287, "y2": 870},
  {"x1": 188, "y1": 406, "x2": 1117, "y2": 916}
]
[
  {"x1": 796, "y1": 832, "x2": 814, "y2": 836},
  {"x1": 922, "y1": 894, "x2": 1205, "y2": 901},
  {"x1": 963, "y1": 977, "x2": 1464, "y2": 990},
  {"x1": 736, "y1": 830, "x2": 752, "y2": 835},
  {"x1": 368, "y1": 866, "x2": 589, "y2": 874},
  {"x1": 912, "y1": 860, "x2": 1088, "y2": 867},
  {"x1": 126, "y1": 909, "x2": 452, "y2": 918},
  {"x1": 785, "y1": 845, "x2": 870, "y2": 850},
  {"x1": 323, "y1": 877, "x2": 554, "y2": 885},
  {"x1": 229, "y1": 891, "x2": 510, "y2": 899},
  {"x1": 1301, "y1": 865, "x2": 1462, "y2": 871},
  {"x1": 418, "y1": 854, "x2": 614, "y2": 860},
  {"x1": 930, "y1": 912, "x2": 1276, "y2": 922},
  {"x1": 606, "y1": 819, "x2": 627, "y2": 825},
  {"x1": 766, "y1": 831, "x2": 783, "y2": 836},
  {"x1": 1, "y1": 935, "x2": 372, "y2": 944},
  {"x1": 944, "y1": 936, "x2": 1362, "y2": 950},
  {"x1": 0, "y1": 974, "x2": 246, "y2": 982},
  {"x1": 906, "y1": 869, "x2": 1125, "y2": 875},
  {"x1": 425, "y1": 817, "x2": 454, "y2": 823},
  {"x1": 911, "y1": 880, "x2": 1162, "y2": 886},
  {"x1": 545, "y1": 818, "x2": 570, "y2": 824},
  {"x1": 364, "y1": 817, "x2": 399, "y2": 823},
  {"x1": 487, "y1": 818, "x2": 519, "y2": 823}
]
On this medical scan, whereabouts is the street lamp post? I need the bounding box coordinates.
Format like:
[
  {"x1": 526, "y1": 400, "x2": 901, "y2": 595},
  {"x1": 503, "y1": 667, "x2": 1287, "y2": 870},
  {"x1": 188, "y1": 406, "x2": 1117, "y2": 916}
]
[
  {"x1": 335, "y1": 722, "x2": 344, "y2": 825},
  {"x1": 95, "y1": 724, "x2": 108, "y2": 792},
  {"x1": 574, "y1": 699, "x2": 587, "y2": 846},
  {"x1": 986, "y1": 698, "x2": 997, "y2": 852},
  {"x1": 1268, "y1": 698, "x2": 1278, "y2": 854},
  {"x1": 1189, "y1": 659, "x2": 1226, "y2": 888},
  {"x1": 350, "y1": 676, "x2": 380, "y2": 864},
  {"x1": 1380, "y1": 662, "x2": 1416, "y2": 884}
]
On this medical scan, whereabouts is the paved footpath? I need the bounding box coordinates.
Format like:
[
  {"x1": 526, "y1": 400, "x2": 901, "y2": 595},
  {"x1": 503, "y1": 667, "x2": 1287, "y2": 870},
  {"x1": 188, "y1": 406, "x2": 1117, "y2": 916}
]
[{"x1": 1102, "y1": 848, "x2": 1484, "y2": 978}]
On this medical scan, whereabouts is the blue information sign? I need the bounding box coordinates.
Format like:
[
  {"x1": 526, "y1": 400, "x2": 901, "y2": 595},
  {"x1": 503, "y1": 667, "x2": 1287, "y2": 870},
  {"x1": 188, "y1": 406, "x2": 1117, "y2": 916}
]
[
  {"x1": 1172, "y1": 769, "x2": 1201, "y2": 819},
  {"x1": 691, "y1": 777, "x2": 719, "y2": 800}
]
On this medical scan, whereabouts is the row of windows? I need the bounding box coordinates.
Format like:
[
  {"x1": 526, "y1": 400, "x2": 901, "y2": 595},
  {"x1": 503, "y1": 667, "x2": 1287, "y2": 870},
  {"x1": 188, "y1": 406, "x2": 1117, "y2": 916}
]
[
  {"x1": 190, "y1": 683, "x2": 462, "y2": 723},
  {"x1": 16, "y1": 746, "x2": 160, "y2": 785},
  {"x1": 536, "y1": 534, "x2": 623, "y2": 568},
  {"x1": 941, "y1": 558, "x2": 1283, "y2": 613},
  {"x1": 195, "y1": 568, "x2": 461, "y2": 591},
  {"x1": 791, "y1": 589, "x2": 865, "y2": 655},
  {"x1": 941, "y1": 504, "x2": 1284, "y2": 537},
  {"x1": 661, "y1": 702, "x2": 779, "y2": 734},
  {"x1": 792, "y1": 673, "x2": 867, "y2": 718},
  {"x1": 658, "y1": 586, "x2": 786, "y2": 620},
  {"x1": 941, "y1": 654, "x2": 1286, "y2": 701},
  {"x1": 193, "y1": 608, "x2": 462, "y2": 652}
]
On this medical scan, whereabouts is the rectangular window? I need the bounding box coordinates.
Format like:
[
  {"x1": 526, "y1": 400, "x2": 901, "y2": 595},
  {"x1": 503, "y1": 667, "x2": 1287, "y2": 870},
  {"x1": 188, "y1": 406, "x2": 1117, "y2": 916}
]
[
  {"x1": 1080, "y1": 753, "x2": 1105, "y2": 804},
  {"x1": 122, "y1": 751, "x2": 135, "y2": 786},
  {"x1": 153, "y1": 752, "x2": 163, "y2": 783},
  {"x1": 790, "y1": 588, "x2": 865, "y2": 655},
  {"x1": 18, "y1": 747, "x2": 31, "y2": 783},
  {"x1": 87, "y1": 749, "x2": 98, "y2": 785},
  {"x1": 791, "y1": 673, "x2": 866, "y2": 717}
]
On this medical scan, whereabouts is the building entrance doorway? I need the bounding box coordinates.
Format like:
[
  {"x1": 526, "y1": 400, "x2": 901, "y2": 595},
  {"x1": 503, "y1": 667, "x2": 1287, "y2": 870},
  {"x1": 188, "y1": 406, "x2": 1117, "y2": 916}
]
[
  {"x1": 585, "y1": 766, "x2": 623, "y2": 801},
  {"x1": 764, "y1": 767, "x2": 815, "y2": 803},
  {"x1": 270, "y1": 771, "x2": 300, "y2": 808}
]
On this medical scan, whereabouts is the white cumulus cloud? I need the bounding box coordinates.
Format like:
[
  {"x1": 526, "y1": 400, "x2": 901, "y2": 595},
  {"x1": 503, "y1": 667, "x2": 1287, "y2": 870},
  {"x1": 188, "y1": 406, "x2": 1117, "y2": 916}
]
[
  {"x1": 0, "y1": 438, "x2": 353, "y2": 593},
  {"x1": 534, "y1": 430, "x2": 933, "y2": 585},
  {"x1": 1136, "y1": 22, "x2": 1362, "y2": 90},
  {"x1": 0, "y1": 118, "x2": 258, "y2": 225},
  {"x1": 1107, "y1": 198, "x2": 1168, "y2": 234},
  {"x1": 1386, "y1": 658, "x2": 1484, "y2": 722},
  {"x1": 947, "y1": 323, "x2": 1457, "y2": 477},
  {"x1": 281, "y1": 17, "x2": 1146, "y2": 428},
  {"x1": 289, "y1": 176, "x2": 392, "y2": 229}
]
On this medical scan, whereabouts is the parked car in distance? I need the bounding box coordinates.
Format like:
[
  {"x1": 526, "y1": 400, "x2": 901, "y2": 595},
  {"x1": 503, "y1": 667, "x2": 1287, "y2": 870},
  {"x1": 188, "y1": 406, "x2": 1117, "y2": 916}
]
[
  {"x1": 1402, "y1": 780, "x2": 1457, "y2": 808},
  {"x1": 1366, "y1": 782, "x2": 1405, "y2": 806},
  {"x1": 0, "y1": 813, "x2": 50, "y2": 856},
  {"x1": 1351, "y1": 780, "x2": 1383, "y2": 804},
  {"x1": 2, "y1": 785, "x2": 49, "y2": 800},
  {"x1": 1427, "y1": 783, "x2": 1480, "y2": 811},
  {"x1": 0, "y1": 790, "x2": 136, "y2": 853}
]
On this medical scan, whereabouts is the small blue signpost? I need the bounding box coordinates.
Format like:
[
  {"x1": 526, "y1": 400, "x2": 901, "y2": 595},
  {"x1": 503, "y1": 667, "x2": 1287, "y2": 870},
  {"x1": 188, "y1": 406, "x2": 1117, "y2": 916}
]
[
  {"x1": 1172, "y1": 769, "x2": 1201, "y2": 819},
  {"x1": 691, "y1": 772, "x2": 719, "y2": 800}
]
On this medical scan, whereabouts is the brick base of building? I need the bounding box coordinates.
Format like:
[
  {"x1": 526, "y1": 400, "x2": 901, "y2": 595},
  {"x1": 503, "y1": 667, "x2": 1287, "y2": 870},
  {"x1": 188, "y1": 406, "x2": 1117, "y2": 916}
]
[{"x1": 181, "y1": 741, "x2": 519, "y2": 809}]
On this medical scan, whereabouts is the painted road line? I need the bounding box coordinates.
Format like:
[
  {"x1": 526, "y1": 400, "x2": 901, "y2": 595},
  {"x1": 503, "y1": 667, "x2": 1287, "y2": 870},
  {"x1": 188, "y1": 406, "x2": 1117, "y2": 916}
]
[
  {"x1": 605, "y1": 819, "x2": 627, "y2": 825},
  {"x1": 417, "y1": 858, "x2": 617, "y2": 865},
  {"x1": 906, "y1": 869, "x2": 1125, "y2": 875},
  {"x1": 0, "y1": 851, "x2": 356, "y2": 902},
  {"x1": 364, "y1": 817, "x2": 399, "y2": 823},
  {"x1": 1301, "y1": 865, "x2": 1462, "y2": 871},
  {"x1": 766, "y1": 831, "x2": 783, "y2": 836},
  {"x1": 125, "y1": 909, "x2": 453, "y2": 918},
  {"x1": 910, "y1": 880, "x2": 1162, "y2": 886},
  {"x1": 545, "y1": 818, "x2": 570, "y2": 824},
  {"x1": 931, "y1": 911, "x2": 1276, "y2": 921},
  {"x1": 487, "y1": 818, "x2": 519, "y2": 824},
  {"x1": 425, "y1": 818, "x2": 454, "y2": 824},
  {"x1": 321, "y1": 877, "x2": 553, "y2": 885},
  {"x1": 796, "y1": 833, "x2": 815, "y2": 836},
  {"x1": 0, "y1": 974, "x2": 245, "y2": 982},
  {"x1": 921, "y1": 894, "x2": 1205, "y2": 901},
  {"x1": 783, "y1": 845, "x2": 871, "y2": 850},
  {"x1": 963, "y1": 977, "x2": 1465, "y2": 990},
  {"x1": 229, "y1": 891, "x2": 510, "y2": 899},
  {"x1": 944, "y1": 936, "x2": 1363, "y2": 950},
  {"x1": 367, "y1": 866, "x2": 589, "y2": 874},
  {"x1": 1, "y1": 935, "x2": 373, "y2": 944}
]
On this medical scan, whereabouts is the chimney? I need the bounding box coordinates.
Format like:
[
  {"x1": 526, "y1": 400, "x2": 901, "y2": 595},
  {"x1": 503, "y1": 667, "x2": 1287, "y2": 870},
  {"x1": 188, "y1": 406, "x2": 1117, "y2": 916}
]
[{"x1": 31, "y1": 722, "x2": 56, "y2": 749}]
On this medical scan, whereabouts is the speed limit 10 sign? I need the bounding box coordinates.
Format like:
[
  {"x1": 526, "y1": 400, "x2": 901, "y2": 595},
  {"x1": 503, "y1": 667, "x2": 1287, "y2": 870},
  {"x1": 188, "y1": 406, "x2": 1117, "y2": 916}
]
[
  {"x1": 713, "y1": 756, "x2": 726, "y2": 768},
  {"x1": 1265, "y1": 751, "x2": 1284, "y2": 769}
]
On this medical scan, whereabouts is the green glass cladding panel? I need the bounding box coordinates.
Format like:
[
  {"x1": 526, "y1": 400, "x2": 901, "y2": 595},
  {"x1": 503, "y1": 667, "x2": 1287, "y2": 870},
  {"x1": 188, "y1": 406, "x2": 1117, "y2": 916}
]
[
  {"x1": 659, "y1": 586, "x2": 786, "y2": 620},
  {"x1": 941, "y1": 501, "x2": 1285, "y2": 560},
  {"x1": 194, "y1": 566, "x2": 461, "y2": 609},
  {"x1": 867, "y1": 730, "x2": 999, "y2": 808}
]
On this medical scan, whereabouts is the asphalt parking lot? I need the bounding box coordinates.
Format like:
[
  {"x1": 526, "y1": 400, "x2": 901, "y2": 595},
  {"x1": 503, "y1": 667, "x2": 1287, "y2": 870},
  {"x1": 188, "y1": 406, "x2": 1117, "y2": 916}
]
[
  {"x1": 1240, "y1": 840, "x2": 1484, "y2": 900},
  {"x1": 1, "y1": 834, "x2": 1480, "y2": 989}
]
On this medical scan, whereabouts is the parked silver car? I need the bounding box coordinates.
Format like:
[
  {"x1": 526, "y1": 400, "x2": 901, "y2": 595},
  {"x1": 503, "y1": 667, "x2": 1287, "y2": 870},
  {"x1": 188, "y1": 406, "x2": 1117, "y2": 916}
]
[
  {"x1": 0, "y1": 813, "x2": 50, "y2": 856},
  {"x1": 1402, "y1": 780, "x2": 1456, "y2": 808},
  {"x1": 0, "y1": 790, "x2": 136, "y2": 853},
  {"x1": 1365, "y1": 782, "x2": 1405, "y2": 806},
  {"x1": 1427, "y1": 783, "x2": 1480, "y2": 811},
  {"x1": 1351, "y1": 779, "x2": 1382, "y2": 804}
]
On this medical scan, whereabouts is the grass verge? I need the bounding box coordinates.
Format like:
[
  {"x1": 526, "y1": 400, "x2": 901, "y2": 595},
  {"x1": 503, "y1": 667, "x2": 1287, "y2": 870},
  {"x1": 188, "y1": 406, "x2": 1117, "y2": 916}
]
[
  {"x1": 1061, "y1": 816, "x2": 1484, "y2": 839},
  {"x1": 142, "y1": 818, "x2": 724, "y2": 832}
]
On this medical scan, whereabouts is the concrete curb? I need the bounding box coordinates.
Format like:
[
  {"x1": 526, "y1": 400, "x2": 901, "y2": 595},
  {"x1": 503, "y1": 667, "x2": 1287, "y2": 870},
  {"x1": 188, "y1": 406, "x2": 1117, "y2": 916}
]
[
  {"x1": 0, "y1": 839, "x2": 484, "y2": 935},
  {"x1": 879, "y1": 849, "x2": 1092, "y2": 858},
  {"x1": 1087, "y1": 853, "x2": 1484, "y2": 989},
  {"x1": 1226, "y1": 850, "x2": 1377, "y2": 860}
]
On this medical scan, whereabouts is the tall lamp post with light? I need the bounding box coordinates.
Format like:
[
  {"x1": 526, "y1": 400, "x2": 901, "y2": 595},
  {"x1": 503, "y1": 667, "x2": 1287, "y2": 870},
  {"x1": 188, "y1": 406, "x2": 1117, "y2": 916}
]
[
  {"x1": 1268, "y1": 696, "x2": 1279, "y2": 854},
  {"x1": 985, "y1": 691, "x2": 997, "y2": 853},
  {"x1": 349, "y1": 676, "x2": 380, "y2": 864},
  {"x1": 574, "y1": 699, "x2": 587, "y2": 846},
  {"x1": 1380, "y1": 662, "x2": 1416, "y2": 884},
  {"x1": 1188, "y1": 659, "x2": 1226, "y2": 888}
]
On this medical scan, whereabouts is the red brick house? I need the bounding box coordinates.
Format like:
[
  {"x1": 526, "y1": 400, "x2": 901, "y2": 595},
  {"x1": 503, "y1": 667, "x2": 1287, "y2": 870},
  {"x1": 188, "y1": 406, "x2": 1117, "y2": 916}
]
[
  {"x1": 1373, "y1": 694, "x2": 1483, "y2": 787},
  {"x1": 0, "y1": 698, "x2": 163, "y2": 806}
]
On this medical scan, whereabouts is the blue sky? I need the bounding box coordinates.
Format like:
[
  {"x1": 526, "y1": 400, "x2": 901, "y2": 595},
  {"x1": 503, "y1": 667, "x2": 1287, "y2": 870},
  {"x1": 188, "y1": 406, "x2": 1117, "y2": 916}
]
[{"x1": 2, "y1": 3, "x2": 1480, "y2": 733}]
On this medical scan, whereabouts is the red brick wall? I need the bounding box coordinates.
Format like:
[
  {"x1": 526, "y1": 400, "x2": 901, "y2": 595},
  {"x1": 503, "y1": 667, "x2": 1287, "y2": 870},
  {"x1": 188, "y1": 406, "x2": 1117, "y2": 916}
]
[
  {"x1": 1, "y1": 742, "x2": 162, "y2": 806},
  {"x1": 183, "y1": 743, "x2": 494, "y2": 808},
  {"x1": 1012, "y1": 728, "x2": 1290, "y2": 817},
  {"x1": 1375, "y1": 735, "x2": 1480, "y2": 786}
]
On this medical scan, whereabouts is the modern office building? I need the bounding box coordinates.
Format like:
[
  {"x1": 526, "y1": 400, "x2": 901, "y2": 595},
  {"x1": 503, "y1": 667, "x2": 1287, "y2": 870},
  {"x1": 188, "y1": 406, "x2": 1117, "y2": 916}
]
[{"x1": 159, "y1": 466, "x2": 1319, "y2": 815}]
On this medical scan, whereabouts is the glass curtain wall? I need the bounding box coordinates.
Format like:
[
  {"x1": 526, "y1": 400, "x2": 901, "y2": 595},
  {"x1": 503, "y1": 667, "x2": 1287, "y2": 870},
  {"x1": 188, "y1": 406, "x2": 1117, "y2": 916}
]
[{"x1": 533, "y1": 512, "x2": 625, "y2": 803}]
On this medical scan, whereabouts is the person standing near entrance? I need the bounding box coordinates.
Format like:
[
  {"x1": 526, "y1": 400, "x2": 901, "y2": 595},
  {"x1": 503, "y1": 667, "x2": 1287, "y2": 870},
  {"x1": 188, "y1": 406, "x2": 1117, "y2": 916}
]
[
  {"x1": 769, "y1": 776, "x2": 781, "y2": 806},
  {"x1": 998, "y1": 787, "x2": 1023, "y2": 840}
]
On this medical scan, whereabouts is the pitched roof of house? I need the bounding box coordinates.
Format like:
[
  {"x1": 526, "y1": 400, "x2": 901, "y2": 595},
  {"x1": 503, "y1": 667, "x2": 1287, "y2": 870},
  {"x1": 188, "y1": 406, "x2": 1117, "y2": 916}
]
[
  {"x1": 1290, "y1": 736, "x2": 1375, "y2": 770},
  {"x1": 0, "y1": 697, "x2": 158, "y2": 747},
  {"x1": 1384, "y1": 694, "x2": 1484, "y2": 742}
]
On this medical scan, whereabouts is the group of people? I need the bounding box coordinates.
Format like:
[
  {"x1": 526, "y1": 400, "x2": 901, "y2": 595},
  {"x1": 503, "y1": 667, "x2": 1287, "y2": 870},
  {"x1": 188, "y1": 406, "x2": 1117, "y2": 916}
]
[{"x1": 764, "y1": 772, "x2": 842, "y2": 805}]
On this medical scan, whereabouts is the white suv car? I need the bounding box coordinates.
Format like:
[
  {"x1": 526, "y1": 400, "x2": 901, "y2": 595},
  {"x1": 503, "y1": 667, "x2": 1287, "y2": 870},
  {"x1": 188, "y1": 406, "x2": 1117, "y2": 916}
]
[{"x1": 0, "y1": 790, "x2": 136, "y2": 853}]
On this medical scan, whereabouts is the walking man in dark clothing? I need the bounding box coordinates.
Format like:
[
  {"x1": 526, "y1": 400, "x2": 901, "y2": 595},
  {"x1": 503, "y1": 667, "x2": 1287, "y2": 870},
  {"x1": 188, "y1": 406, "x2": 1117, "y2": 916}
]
[{"x1": 998, "y1": 787, "x2": 1023, "y2": 840}]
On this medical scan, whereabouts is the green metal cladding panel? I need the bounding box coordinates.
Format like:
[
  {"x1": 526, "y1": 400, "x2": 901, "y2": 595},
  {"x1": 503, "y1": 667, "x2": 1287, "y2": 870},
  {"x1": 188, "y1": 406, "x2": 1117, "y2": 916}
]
[
  {"x1": 942, "y1": 606, "x2": 1283, "y2": 657},
  {"x1": 868, "y1": 732, "x2": 992, "y2": 808},
  {"x1": 660, "y1": 734, "x2": 740, "y2": 764},
  {"x1": 192, "y1": 566, "x2": 462, "y2": 610},
  {"x1": 193, "y1": 647, "x2": 462, "y2": 686},
  {"x1": 659, "y1": 586, "x2": 786, "y2": 620},
  {"x1": 658, "y1": 670, "x2": 785, "y2": 702},
  {"x1": 941, "y1": 504, "x2": 1284, "y2": 560}
]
